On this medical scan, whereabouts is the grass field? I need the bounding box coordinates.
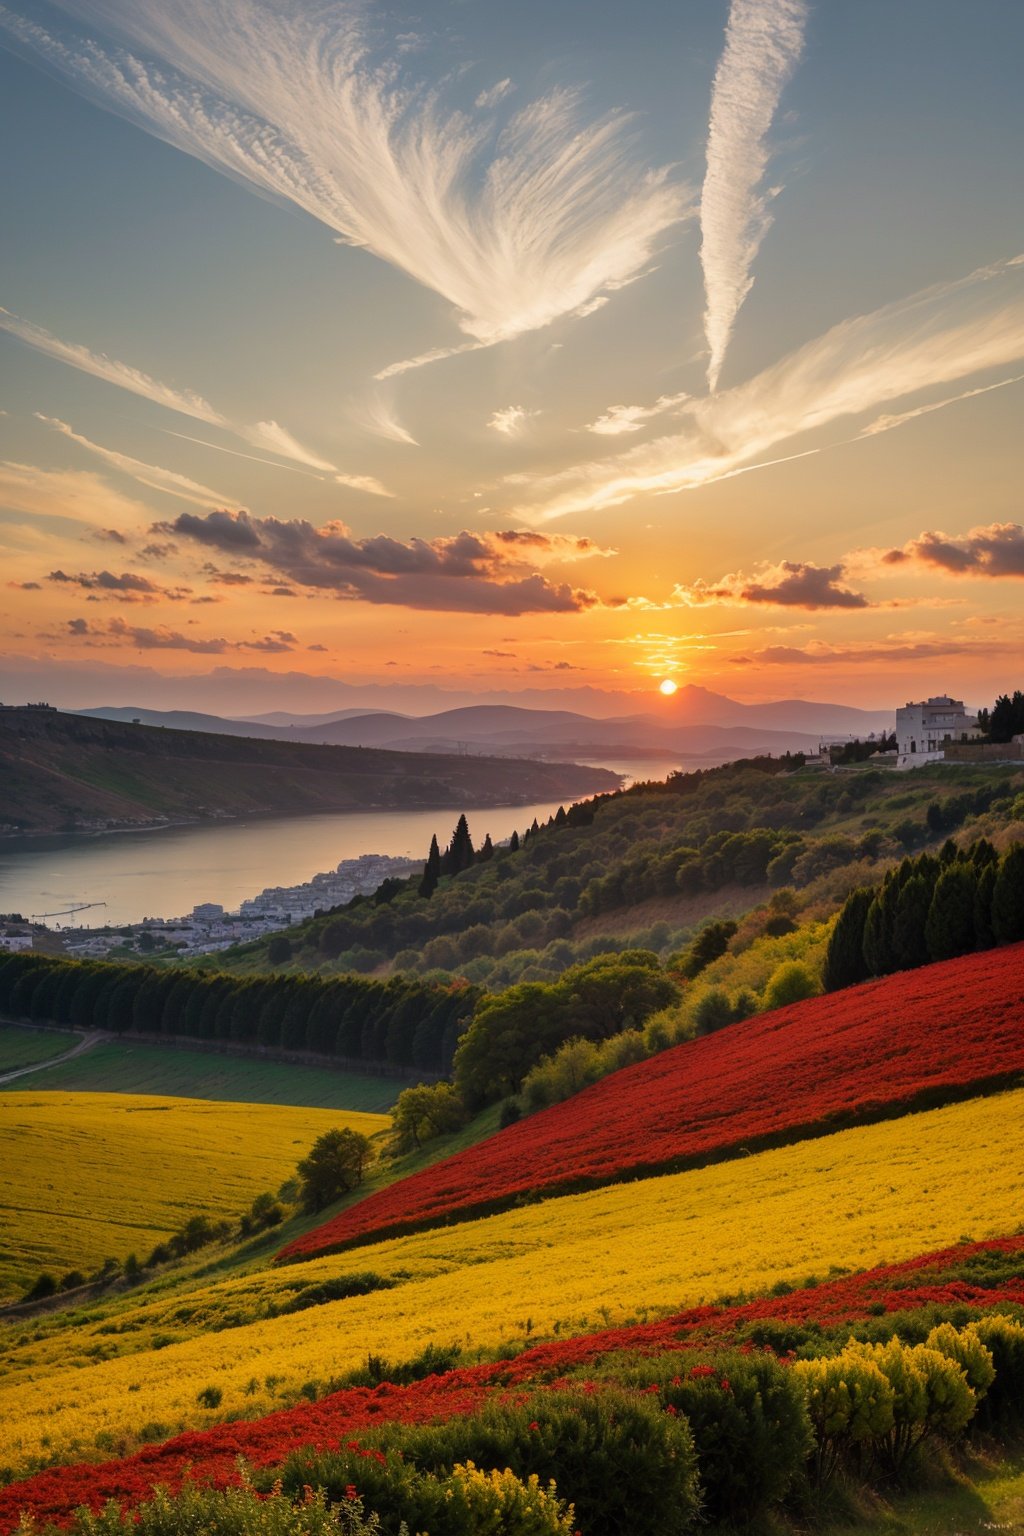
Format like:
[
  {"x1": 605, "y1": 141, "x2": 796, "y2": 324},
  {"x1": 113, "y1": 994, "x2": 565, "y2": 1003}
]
[
  {"x1": 0, "y1": 1091, "x2": 389, "y2": 1303},
  {"x1": 0, "y1": 1025, "x2": 76, "y2": 1075},
  {"x1": 1, "y1": 1086, "x2": 1020, "y2": 1476},
  {"x1": 7, "y1": 1040, "x2": 405, "y2": 1111}
]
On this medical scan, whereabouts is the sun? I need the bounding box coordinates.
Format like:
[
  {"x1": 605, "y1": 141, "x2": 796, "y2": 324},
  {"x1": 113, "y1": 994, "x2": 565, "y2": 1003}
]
[{"x1": 658, "y1": 678, "x2": 678, "y2": 696}]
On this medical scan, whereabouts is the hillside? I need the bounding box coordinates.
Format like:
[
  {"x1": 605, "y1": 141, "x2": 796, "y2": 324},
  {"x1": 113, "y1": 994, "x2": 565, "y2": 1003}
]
[
  {"x1": 0, "y1": 708, "x2": 618, "y2": 837},
  {"x1": 279, "y1": 943, "x2": 1024, "y2": 1260}
]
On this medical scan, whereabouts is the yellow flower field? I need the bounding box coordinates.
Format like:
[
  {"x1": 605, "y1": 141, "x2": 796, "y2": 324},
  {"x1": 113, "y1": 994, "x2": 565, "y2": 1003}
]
[
  {"x1": 1, "y1": 1087, "x2": 1021, "y2": 1477},
  {"x1": 0, "y1": 1092, "x2": 388, "y2": 1301}
]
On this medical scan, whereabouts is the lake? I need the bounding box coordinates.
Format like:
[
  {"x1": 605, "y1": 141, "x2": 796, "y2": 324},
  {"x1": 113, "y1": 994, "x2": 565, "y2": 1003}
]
[{"x1": 0, "y1": 757, "x2": 673, "y2": 927}]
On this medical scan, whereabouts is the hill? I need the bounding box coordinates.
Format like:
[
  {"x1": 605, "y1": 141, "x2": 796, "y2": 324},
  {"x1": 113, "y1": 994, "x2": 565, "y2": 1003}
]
[
  {"x1": 0, "y1": 708, "x2": 618, "y2": 837},
  {"x1": 0, "y1": 1091, "x2": 387, "y2": 1301},
  {"x1": 278, "y1": 943, "x2": 1024, "y2": 1260}
]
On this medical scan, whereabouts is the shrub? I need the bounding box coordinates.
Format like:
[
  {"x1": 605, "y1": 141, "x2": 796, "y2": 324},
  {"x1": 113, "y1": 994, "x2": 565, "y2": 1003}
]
[
  {"x1": 793, "y1": 1350, "x2": 894, "y2": 1485},
  {"x1": 925, "y1": 1321, "x2": 995, "y2": 1400},
  {"x1": 55, "y1": 1474, "x2": 391, "y2": 1536},
  {"x1": 602, "y1": 1351, "x2": 811, "y2": 1526},
  {"x1": 845, "y1": 1338, "x2": 977, "y2": 1472},
  {"x1": 969, "y1": 1314, "x2": 1024, "y2": 1428},
  {"x1": 761, "y1": 959, "x2": 821, "y2": 1011},
  {"x1": 297, "y1": 1128, "x2": 374, "y2": 1213}
]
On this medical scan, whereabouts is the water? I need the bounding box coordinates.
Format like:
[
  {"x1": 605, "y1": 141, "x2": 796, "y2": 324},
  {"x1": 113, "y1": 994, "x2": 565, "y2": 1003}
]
[
  {"x1": 0, "y1": 757, "x2": 685, "y2": 928},
  {"x1": 0, "y1": 799, "x2": 589, "y2": 928}
]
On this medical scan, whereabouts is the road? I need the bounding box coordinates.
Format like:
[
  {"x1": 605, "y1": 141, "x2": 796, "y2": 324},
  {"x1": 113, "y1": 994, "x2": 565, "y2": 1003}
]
[{"x1": 0, "y1": 1030, "x2": 103, "y2": 1086}]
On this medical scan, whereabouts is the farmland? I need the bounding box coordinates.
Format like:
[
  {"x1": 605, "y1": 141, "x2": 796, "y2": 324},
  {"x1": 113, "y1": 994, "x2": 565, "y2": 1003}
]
[
  {"x1": 0, "y1": 1026, "x2": 76, "y2": 1075},
  {"x1": 281, "y1": 943, "x2": 1024, "y2": 1259},
  {"x1": 8, "y1": 1040, "x2": 404, "y2": 1111},
  {"x1": 1, "y1": 1086, "x2": 1021, "y2": 1476},
  {"x1": 0, "y1": 1093, "x2": 388, "y2": 1301}
]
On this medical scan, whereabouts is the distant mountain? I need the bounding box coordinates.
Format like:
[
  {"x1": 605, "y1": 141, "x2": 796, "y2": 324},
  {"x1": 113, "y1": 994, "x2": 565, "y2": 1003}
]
[
  {"x1": 74, "y1": 695, "x2": 893, "y2": 765},
  {"x1": 0, "y1": 709, "x2": 618, "y2": 838}
]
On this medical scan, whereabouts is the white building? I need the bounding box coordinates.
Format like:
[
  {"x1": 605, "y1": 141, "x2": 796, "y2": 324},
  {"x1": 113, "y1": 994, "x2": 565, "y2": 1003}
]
[
  {"x1": 0, "y1": 934, "x2": 33, "y2": 952},
  {"x1": 895, "y1": 695, "x2": 980, "y2": 769}
]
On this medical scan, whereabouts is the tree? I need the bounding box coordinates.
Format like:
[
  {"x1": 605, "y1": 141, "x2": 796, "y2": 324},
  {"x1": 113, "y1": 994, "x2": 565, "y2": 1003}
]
[
  {"x1": 891, "y1": 874, "x2": 932, "y2": 970},
  {"x1": 508, "y1": 830, "x2": 520, "y2": 853},
  {"x1": 762, "y1": 960, "x2": 820, "y2": 1011},
  {"x1": 388, "y1": 1081, "x2": 468, "y2": 1154},
  {"x1": 297, "y1": 1127, "x2": 374, "y2": 1212},
  {"x1": 992, "y1": 843, "x2": 1024, "y2": 943},
  {"x1": 267, "y1": 934, "x2": 292, "y2": 965},
  {"x1": 925, "y1": 863, "x2": 978, "y2": 962},
  {"x1": 441, "y1": 815, "x2": 475, "y2": 876},
  {"x1": 418, "y1": 834, "x2": 441, "y2": 898},
  {"x1": 672, "y1": 919, "x2": 737, "y2": 980}
]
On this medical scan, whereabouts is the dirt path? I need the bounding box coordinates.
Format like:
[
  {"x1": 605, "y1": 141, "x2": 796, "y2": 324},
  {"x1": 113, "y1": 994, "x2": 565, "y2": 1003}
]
[{"x1": 0, "y1": 1031, "x2": 104, "y2": 1086}]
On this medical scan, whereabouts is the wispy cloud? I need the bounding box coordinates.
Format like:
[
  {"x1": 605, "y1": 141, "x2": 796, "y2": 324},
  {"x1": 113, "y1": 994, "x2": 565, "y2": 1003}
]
[
  {"x1": 857, "y1": 373, "x2": 1024, "y2": 438},
  {"x1": 701, "y1": 0, "x2": 807, "y2": 390},
  {"x1": 0, "y1": 305, "x2": 224, "y2": 424},
  {"x1": 0, "y1": 1, "x2": 689, "y2": 369},
  {"x1": 512, "y1": 254, "x2": 1024, "y2": 520},
  {"x1": 488, "y1": 405, "x2": 539, "y2": 438},
  {"x1": 1, "y1": 303, "x2": 388, "y2": 488},
  {"x1": 475, "y1": 79, "x2": 514, "y2": 111},
  {"x1": 0, "y1": 460, "x2": 157, "y2": 532},
  {"x1": 584, "y1": 392, "x2": 690, "y2": 436},
  {"x1": 351, "y1": 393, "x2": 419, "y2": 447},
  {"x1": 35, "y1": 414, "x2": 232, "y2": 508},
  {"x1": 164, "y1": 510, "x2": 614, "y2": 613},
  {"x1": 53, "y1": 615, "x2": 298, "y2": 653}
]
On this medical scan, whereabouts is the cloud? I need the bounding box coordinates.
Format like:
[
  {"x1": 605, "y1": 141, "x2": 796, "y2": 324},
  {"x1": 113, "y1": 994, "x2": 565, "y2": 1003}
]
[
  {"x1": 0, "y1": 460, "x2": 157, "y2": 531},
  {"x1": 857, "y1": 373, "x2": 1024, "y2": 438},
  {"x1": 675, "y1": 559, "x2": 869, "y2": 610},
  {"x1": 879, "y1": 522, "x2": 1024, "y2": 579},
  {"x1": 701, "y1": 0, "x2": 807, "y2": 390},
  {"x1": 165, "y1": 510, "x2": 613, "y2": 613},
  {"x1": 351, "y1": 393, "x2": 419, "y2": 447},
  {"x1": 475, "y1": 79, "x2": 514, "y2": 110},
  {"x1": 488, "y1": 405, "x2": 539, "y2": 437},
  {"x1": 34, "y1": 414, "x2": 233, "y2": 508},
  {"x1": 737, "y1": 636, "x2": 999, "y2": 666},
  {"x1": 1, "y1": 306, "x2": 382, "y2": 482},
  {"x1": 0, "y1": 305, "x2": 225, "y2": 424},
  {"x1": 47, "y1": 568, "x2": 187, "y2": 602},
  {"x1": 584, "y1": 392, "x2": 690, "y2": 436},
  {"x1": 0, "y1": 2, "x2": 690, "y2": 368},
  {"x1": 55, "y1": 616, "x2": 298, "y2": 653},
  {"x1": 513, "y1": 254, "x2": 1024, "y2": 520}
]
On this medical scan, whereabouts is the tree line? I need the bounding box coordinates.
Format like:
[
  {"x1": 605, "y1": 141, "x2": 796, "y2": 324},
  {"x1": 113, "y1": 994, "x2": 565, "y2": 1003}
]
[
  {"x1": 0, "y1": 954, "x2": 479, "y2": 1075},
  {"x1": 824, "y1": 839, "x2": 1024, "y2": 991}
]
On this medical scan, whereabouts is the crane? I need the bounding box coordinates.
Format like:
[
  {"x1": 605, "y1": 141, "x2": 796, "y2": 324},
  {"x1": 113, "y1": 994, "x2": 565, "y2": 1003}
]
[{"x1": 30, "y1": 901, "x2": 107, "y2": 921}]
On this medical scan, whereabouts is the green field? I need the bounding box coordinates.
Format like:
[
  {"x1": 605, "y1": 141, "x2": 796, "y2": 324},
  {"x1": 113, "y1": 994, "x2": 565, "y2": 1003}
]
[
  {"x1": 0, "y1": 1024, "x2": 76, "y2": 1074},
  {"x1": 6, "y1": 1039, "x2": 405, "y2": 1111}
]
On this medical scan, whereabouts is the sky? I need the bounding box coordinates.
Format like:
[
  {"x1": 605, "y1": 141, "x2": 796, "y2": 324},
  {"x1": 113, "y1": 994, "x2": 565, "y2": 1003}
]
[{"x1": 1, "y1": 0, "x2": 1022, "y2": 718}]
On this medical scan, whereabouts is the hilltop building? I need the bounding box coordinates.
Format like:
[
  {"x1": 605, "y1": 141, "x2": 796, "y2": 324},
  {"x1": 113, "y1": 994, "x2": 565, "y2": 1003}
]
[{"x1": 895, "y1": 695, "x2": 981, "y2": 769}]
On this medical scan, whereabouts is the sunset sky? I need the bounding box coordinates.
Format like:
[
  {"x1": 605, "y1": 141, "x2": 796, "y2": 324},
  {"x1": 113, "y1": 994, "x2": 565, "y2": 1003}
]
[{"x1": 1, "y1": 0, "x2": 1022, "y2": 717}]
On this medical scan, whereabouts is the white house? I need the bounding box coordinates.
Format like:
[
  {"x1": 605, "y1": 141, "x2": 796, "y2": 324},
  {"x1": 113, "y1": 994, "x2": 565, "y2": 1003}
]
[
  {"x1": 0, "y1": 934, "x2": 33, "y2": 952},
  {"x1": 895, "y1": 695, "x2": 980, "y2": 769}
]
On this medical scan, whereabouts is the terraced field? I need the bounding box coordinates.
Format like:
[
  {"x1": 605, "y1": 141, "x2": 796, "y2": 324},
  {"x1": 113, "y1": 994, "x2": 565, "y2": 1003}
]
[
  {"x1": 2, "y1": 1086, "x2": 1021, "y2": 1476},
  {"x1": 0, "y1": 1092, "x2": 389, "y2": 1301}
]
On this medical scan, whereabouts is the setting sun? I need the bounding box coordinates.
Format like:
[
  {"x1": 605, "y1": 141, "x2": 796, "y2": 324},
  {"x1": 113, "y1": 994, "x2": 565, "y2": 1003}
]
[{"x1": 659, "y1": 679, "x2": 678, "y2": 696}]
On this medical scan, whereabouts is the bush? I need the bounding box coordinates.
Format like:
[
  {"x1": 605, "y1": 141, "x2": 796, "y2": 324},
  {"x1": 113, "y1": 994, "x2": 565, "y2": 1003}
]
[
  {"x1": 925, "y1": 1321, "x2": 995, "y2": 1400},
  {"x1": 58, "y1": 1474, "x2": 392, "y2": 1536},
  {"x1": 761, "y1": 959, "x2": 821, "y2": 1011},
  {"x1": 314, "y1": 1385, "x2": 702, "y2": 1536},
  {"x1": 297, "y1": 1128, "x2": 374, "y2": 1213},
  {"x1": 969, "y1": 1314, "x2": 1024, "y2": 1428},
  {"x1": 793, "y1": 1350, "x2": 895, "y2": 1485},
  {"x1": 603, "y1": 1351, "x2": 811, "y2": 1526},
  {"x1": 22, "y1": 1272, "x2": 58, "y2": 1302},
  {"x1": 845, "y1": 1338, "x2": 977, "y2": 1472}
]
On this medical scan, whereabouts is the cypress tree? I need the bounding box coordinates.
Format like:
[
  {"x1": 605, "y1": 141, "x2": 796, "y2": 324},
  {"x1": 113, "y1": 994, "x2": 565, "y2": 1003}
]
[
  {"x1": 974, "y1": 862, "x2": 998, "y2": 949},
  {"x1": 823, "y1": 889, "x2": 874, "y2": 990},
  {"x1": 418, "y1": 834, "x2": 441, "y2": 898},
  {"x1": 861, "y1": 874, "x2": 899, "y2": 976},
  {"x1": 441, "y1": 815, "x2": 475, "y2": 876},
  {"x1": 925, "y1": 862, "x2": 979, "y2": 961},
  {"x1": 508, "y1": 829, "x2": 520, "y2": 853},
  {"x1": 992, "y1": 843, "x2": 1024, "y2": 943},
  {"x1": 891, "y1": 874, "x2": 932, "y2": 969},
  {"x1": 477, "y1": 833, "x2": 495, "y2": 863}
]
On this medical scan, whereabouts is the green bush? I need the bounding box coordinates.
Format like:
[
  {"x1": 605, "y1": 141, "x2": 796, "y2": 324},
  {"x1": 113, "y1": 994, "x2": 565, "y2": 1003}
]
[
  {"x1": 925, "y1": 1321, "x2": 995, "y2": 1400},
  {"x1": 761, "y1": 959, "x2": 821, "y2": 1011},
  {"x1": 793, "y1": 1350, "x2": 894, "y2": 1485},
  {"x1": 599, "y1": 1351, "x2": 811, "y2": 1526},
  {"x1": 845, "y1": 1338, "x2": 977, "y2": 1472},
  {"x1": 287, "y1": 1386, "x2": 700, "y2": 1536},
  {"x1": 969, "y1": 1314, "x2": 1024, "y2": 1428},
  {"x1": 48, "y1": 1475, "x2": 393, "y2": 1536}
]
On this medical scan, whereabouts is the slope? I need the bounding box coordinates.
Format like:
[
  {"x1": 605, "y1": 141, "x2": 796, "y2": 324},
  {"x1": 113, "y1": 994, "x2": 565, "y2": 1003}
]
[{"x1": 281, "y1": 943, "x2": 1024, "y2": 1261}]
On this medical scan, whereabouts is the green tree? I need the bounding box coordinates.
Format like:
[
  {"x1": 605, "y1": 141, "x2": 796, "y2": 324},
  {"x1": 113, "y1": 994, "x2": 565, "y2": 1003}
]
[
  {"x1": 418, "y1": 834, "x2": 441, "y2": 899},
  {"x1": 823, "y1": 887, "x2": 874, "y2": 991},
  {"x1": 762, "y1": 959, "x2": 820, "y2": 1011},
  {"x1": 388, "y1": 1081, "x2": 468, "y2": 1153},
  {"x1": 297, "y1": 1127, "x2": 374, "y2": 1212},
  {"x1": 992, "y1": 843, "x2": 1024, "y2": 943},
  {"x1": 267, "y1": 933, "x2": 293, "y2": 965},
  {"x1": 925, "y1": 862, "x2": 979, "y2": 962},
  {"x1": 891, "y1": 874, "x2": 933, "y2": 969},
  {"x1": 672, "y1": 919, "x2": 737, "y2": 980}
]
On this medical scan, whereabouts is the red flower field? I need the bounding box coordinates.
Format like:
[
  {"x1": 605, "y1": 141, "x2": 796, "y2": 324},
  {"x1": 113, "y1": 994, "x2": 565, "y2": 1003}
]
[
  {"x1": 4, "y1": 1233, "x2": 1022, "y2": 1532},
  {"x1": 280, "y1": 944, "x2": 1024, "y2": 1261}
]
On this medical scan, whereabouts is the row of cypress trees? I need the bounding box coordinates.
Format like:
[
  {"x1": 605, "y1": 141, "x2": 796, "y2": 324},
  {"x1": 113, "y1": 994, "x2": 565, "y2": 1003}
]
[
  {"x1": 823, "y1": 839, "x2": 1024, "y2": 991},
  {"x1": 0, "y1": 953, "x2": 479, "y2": 1074}
]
